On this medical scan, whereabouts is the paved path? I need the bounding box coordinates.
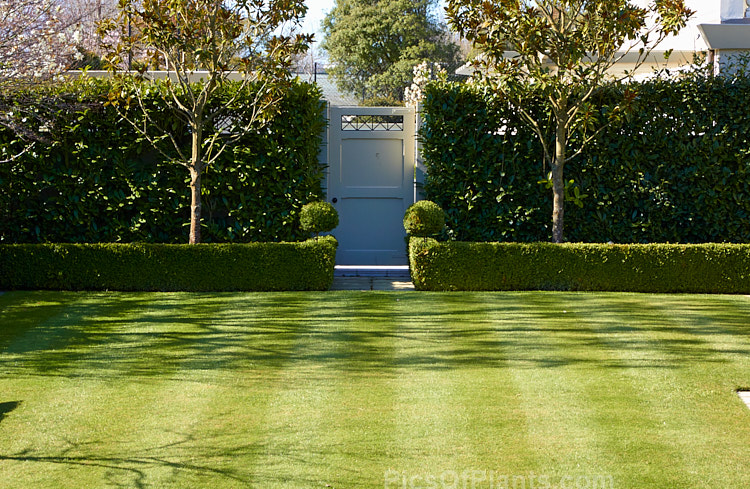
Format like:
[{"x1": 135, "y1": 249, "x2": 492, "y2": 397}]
[
  {"x1": 330, "y1": 277, "x2": 415, "y2": 291},
  {"x1": 331, "y1": 265, "x2": 413, "y2": 291},
  {"x1": 740, "y1": 391, "x2": 750, "y2": 410}
]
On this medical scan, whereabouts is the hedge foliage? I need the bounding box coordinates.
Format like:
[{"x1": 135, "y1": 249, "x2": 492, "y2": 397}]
[
  {"x1": 420, "y1": 74, "x2": 750, "y2": 243},
  {"x1": 0, "y1": 77, "x2": 326, "y2": 244},
  {"x1": 0, "y1": 236, "x2": 337, "y2": 291},
  {"x1": 409, "y1": 239, "x2": 750, "y2": 293}
]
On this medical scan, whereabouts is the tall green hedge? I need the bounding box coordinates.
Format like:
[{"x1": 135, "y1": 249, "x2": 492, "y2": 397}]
[
  {"x1": 0, "y1": 236, "x2": 337, "y2": 291},
  {"x1": 420, "y1": 74, "x2": 750, "y2": 243},
  {"x1": 0, "y1": 77, "x2": 326, "y2": 244}
]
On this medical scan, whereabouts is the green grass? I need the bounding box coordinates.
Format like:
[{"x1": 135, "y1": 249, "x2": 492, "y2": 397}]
[{"x1": 0, "y1": 291, "x2": 749, "y2": 488}]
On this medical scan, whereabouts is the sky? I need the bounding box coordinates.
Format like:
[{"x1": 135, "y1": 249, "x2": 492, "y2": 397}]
[
  {"x1": 300, "y1": 0, "x2": 334, "y2": 37},
  {"x1": 300, "y1": 0, "x2": 713, "y2": 55},
  {"x1": 300, "y1": 0, "x2": 448, "y2": 37}
]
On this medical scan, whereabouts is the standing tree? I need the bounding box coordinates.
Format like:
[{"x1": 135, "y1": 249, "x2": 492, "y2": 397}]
[
  {"x1": 447, "y1": 0, "x2": 693, "y2": 242},
  {"x1": 322, "y1": 0, "x2": 461, "y2": 102},
  {"x1": 100, "y1": 0, "x2": 311, "y2": 244}
]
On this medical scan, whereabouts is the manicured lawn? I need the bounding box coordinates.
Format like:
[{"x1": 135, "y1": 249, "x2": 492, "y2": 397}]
[{"x1": 0, "y1": 291, "x2": 749, "y2": 488}]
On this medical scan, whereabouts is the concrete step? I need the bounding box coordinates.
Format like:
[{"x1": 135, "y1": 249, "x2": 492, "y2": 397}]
[
  {"x1": 334, "y1": 265, "x2": 410, "y2": 278},
  {"x1": 330, "y1": 277, "x2": 415, "y2": 291}
]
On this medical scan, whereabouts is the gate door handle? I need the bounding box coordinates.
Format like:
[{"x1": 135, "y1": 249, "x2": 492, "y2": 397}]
[{"x1": 331, "y1": 198, "x2": 338, "y2": 203}]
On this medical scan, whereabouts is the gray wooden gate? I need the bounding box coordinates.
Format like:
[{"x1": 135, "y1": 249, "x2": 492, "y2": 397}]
[{"x1": 325, "y1": 106, "x2": 417, "y2": 265}]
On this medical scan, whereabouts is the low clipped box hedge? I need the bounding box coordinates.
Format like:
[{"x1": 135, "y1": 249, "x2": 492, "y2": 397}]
[
  {"x1": 409, "y1": 239, "x2": 750, "y2": 293},
  {"x1": 0, "y1": 236, "x2": 337, "y2": 291}
]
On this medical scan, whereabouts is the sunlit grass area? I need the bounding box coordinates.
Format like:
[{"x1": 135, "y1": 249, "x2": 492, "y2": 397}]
[{"x1": 0, "y1": 291, "x2": 749, "y2": 488}]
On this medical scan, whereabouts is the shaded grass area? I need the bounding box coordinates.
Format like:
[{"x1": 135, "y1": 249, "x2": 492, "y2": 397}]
[{"x1": 0, "y1": 291, "x2": 749, "y2": 488}]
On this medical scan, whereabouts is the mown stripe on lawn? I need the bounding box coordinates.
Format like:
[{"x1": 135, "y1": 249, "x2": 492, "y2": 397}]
[
  {"x1": 110, "y1": 293, "x2": 258, "y2": 488},
  {"x1": 243, "y1": 293, "x2": 381, "y2": 488},
  {"x1": 162, "y1": 292, "x2": 324, "y2": 488},
  {"x1": 390, "y1": 292, "x2": 466, "y2": 480},
  {"x1": 383, "y1": 293, "x2": 534, "y2": 487},
  {"x1": 487, "y1": 293, "x2": 668, "y2": 488},
  {"x1": 483, "y1": 293, "x2": 610, "y2": 484},
  {"x1": 622, "y1": 295, "x2": 750, "y2": 487},
  {"x1": 553, "y1": 293, "x2": 704, "y2": 488},
  {"x1": 0, "y1": 293, "x2": 304, "y2": 488},
  {"x1": 308, "y1": 292, "x2": 405, "y2": 488},
  {"x1": 438, "y1": 294, "x2": 539, "y2": 475},
  {"x1": 98, "y1": 292, "x2": 319, "y2": 488},
  {"x1": 0, "y1": 293, "x2": 169, "y2": 488},
  {"x1": 0, "y1": 291, "x2": 73, "y2": 352}
]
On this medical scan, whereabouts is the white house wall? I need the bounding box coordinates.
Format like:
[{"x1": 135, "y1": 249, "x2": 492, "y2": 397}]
[
  {"x1": 658, "y1": 0, "x2": 715, "y2": 52},
  {"x1": 721, "y1": 0, "x2": 747, "y2": 20},
  {"x1": 632, "y1": 0, "x2": 719, "y2": 52},
  {"x1": 632, "y1": 0, "x2": 750, "y2": 52}
]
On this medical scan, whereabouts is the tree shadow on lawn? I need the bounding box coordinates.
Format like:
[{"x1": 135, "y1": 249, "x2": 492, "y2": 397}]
[
  {"x1": 0, "y1": 430, "x2": 305, "y2": 489},
  {"x1": 0, "y1": 292, "x2": 749, "y2": 380},
  {"x1": 0, "y1": 402, "x2": 20, "y2": 425}
]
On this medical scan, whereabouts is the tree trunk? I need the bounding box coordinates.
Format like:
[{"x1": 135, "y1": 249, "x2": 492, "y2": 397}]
[
  {"x1": 188, "y1": 123, "x2": 203, "y2": 244},
  {"x1": 551, "y1": 118, "x2": 567, "y2": 243},
  {"x1": 189, "y1": 166, "x2": 201, "y2": 244},
  {"x1": 551, "y1": 161, "x2": 565, "y2": 243}
]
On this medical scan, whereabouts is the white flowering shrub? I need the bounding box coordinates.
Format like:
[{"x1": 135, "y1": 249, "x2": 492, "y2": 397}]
[
  {"x1": 0, "y1": 0, "x2": 78, "y2": 87},
  {"x1": 59, "y1": 0, "x2": 119, "y2": 59},
  {"x1": 404, "y1": 61, "x2": 447, "y2": 107},
  {"x1": 0, "y1": 0, "x2": 81, "y2": 160}
]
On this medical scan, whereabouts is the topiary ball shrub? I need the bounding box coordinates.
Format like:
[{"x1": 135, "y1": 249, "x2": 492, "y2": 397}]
[
  {"x1": 300, "y1": 201, "x2": 339, "y2": 238},
  {"x1": 404, "y1": 200, "x2": 445, "y2": 238}
]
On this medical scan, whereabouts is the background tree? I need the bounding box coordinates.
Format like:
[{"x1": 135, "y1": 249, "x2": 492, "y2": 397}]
[
  {"x1": 0, "y1": 0, "x2": 78, "y2": 89},
  {"x1": 0, "y1": 0, "x2": 80, "y2": 160},
  {"x1": 60, "y1": 0, "x2": 120, "y2": 67},
  {"x1": 290, "y1": 42, "x2": 324, "y2": 82},
  {"x1": 322, "y1": 0, "x2": 461, "y2": 103},
  {"x1": 100, "y1": 0, "x2": 311, "y2": 244},
  {"x1": 447, "y1": 0, "x2": 693, "y2": 243}
]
